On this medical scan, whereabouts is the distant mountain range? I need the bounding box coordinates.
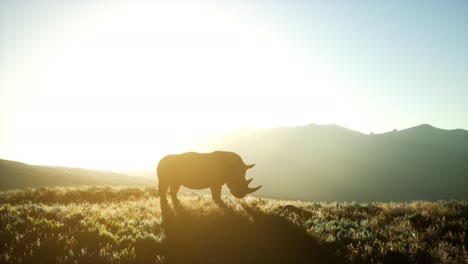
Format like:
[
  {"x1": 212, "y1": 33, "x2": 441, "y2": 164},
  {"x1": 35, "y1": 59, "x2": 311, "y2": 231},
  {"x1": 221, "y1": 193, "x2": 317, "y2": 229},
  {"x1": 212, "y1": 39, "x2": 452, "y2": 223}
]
[
  {"x1": 200, "y1": 124, "x2": 468, "y2": 201},
  {"x1": 0, "y1": 159, "x2": 154, "y2": 190},
  {"x1": 1, "y1": 124, "x2": 467, "y2": 202}
]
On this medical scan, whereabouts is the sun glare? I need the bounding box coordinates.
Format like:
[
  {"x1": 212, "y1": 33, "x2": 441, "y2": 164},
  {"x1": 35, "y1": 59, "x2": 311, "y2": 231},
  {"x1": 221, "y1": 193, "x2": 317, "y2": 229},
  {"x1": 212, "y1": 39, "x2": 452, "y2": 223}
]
[{"x1": 4, "y1": 2, "x2": 341, "y2": 171}]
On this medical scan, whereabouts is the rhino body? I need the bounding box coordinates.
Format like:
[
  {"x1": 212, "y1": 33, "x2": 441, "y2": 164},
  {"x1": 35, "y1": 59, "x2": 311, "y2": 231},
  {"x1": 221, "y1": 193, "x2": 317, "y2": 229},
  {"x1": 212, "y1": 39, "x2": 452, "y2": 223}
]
[{"x1": 157, "y1": 151, "x2": 261, "y2": 202}]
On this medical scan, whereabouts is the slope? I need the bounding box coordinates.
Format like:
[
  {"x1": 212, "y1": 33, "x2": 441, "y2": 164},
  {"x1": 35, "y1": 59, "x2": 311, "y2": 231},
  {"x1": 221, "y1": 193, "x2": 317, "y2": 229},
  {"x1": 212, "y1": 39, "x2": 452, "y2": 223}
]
[
  {"x1": 201, "y1": 124, "x2": 468, "y2": 201},
  {"x1": 0, "y1": 159, "x2": 154, "y2": 189},
  {"x1": 0, "y1": 186, "x2": 466, "y2": 264}
]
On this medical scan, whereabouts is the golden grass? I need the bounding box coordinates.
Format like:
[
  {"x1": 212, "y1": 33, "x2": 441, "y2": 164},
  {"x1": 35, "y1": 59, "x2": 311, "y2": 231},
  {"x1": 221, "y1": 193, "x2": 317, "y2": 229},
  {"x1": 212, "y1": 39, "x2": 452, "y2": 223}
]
[{"x1": 0, "y1": 186, "x2": 467, "y2": 263}]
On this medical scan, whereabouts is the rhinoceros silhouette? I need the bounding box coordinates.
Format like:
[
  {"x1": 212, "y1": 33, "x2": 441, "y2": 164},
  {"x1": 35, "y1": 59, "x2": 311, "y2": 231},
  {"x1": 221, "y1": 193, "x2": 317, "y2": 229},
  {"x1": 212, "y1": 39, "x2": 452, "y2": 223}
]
[{"x1": 157, "y1": 151, "x2": 261, "y2": 202}]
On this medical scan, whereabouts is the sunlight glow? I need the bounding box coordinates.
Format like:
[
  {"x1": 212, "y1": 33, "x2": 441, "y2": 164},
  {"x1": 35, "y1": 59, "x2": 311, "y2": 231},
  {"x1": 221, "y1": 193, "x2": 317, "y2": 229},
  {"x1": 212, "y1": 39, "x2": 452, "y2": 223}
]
[{"x1": 3, "y1": 2, "x2": 342, "y2": 170}]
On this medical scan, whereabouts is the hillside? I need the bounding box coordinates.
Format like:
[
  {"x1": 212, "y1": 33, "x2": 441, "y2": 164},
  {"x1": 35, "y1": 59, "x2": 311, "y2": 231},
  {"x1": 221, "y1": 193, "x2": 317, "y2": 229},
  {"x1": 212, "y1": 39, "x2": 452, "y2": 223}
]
[
  {"x1": 0, "y1": 160, "x2": 154, "y2": 190},
  {"x1": 0, "y1": 186, "x2": 466, "y2": 264},
  {"x1": 200, "y1": 124, "x2": 468, "y2": 201},
  {"x1": 1, "y1": 123, "x2": 467, "y2": 202}
]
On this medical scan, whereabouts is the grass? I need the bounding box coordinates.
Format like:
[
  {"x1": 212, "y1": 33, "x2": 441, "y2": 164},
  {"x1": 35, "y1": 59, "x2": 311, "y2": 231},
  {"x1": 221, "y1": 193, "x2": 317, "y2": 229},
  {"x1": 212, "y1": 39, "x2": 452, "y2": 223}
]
[{"x1": 0, "y1": 186, "x2": 467, "y2": 263}]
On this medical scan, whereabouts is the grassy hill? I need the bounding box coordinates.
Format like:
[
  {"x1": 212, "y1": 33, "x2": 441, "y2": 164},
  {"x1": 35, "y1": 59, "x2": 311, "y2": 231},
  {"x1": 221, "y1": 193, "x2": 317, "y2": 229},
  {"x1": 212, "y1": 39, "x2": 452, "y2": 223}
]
[
  {"x1": 0, "y1": 159, "x2": 155, "y2": 190},
  {"x1": 1, "y1": 186, "x2": 466, "y2": 264}
]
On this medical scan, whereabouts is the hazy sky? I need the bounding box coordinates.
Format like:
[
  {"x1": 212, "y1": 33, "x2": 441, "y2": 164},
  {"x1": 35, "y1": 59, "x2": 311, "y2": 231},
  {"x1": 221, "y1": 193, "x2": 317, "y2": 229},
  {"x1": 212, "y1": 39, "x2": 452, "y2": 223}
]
[{"x1": 1, "y1": 0, "x2": 467, "y2": 170}]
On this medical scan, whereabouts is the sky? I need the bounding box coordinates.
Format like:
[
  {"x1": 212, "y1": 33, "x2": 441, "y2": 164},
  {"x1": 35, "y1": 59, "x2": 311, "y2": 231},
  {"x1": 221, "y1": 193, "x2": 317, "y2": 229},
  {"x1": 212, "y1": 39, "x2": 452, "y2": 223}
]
[{"x1": 1, "y1": 0, "x2": 467, "y2": 170}]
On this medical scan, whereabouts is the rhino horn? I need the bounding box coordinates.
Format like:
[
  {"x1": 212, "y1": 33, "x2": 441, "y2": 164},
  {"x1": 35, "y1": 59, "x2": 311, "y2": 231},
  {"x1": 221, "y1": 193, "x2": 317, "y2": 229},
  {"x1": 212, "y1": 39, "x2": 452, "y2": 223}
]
[
  {"x1": 245, "y1": 164, "x2": 255, "y2": 169},
  {"x1": 245, "y1": 178, "x2": 253, "y2": 185},
  {"x1": 245, "y1": 185, "x2": 262, "y2": 194}
]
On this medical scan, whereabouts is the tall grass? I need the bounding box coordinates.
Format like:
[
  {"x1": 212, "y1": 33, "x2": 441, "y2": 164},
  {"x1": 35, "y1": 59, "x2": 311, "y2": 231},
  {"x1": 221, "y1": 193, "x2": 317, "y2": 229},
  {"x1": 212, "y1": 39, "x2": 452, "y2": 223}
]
[{"x1": 0, "y1": 186, "x2": 466, "y2": 263}]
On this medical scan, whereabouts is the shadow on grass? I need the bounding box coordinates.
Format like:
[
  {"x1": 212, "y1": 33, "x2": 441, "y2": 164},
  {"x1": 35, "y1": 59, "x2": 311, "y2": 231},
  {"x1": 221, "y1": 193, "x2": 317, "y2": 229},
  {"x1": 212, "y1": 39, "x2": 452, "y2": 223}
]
[{"x1": 158, "y1": 199, "x2": 344, "y2": 264}]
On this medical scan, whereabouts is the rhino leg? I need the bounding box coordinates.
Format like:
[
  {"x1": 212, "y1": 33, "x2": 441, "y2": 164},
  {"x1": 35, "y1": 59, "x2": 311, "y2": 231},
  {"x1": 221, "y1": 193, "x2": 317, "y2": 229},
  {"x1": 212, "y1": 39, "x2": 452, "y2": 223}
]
[
  {"x1": 159, "y1": 180, "x2": 169, "y2": 202},
  {"x1": 210, "y1": 185, "x2": 222, "y2": 202},
  {"x1": 170, "y1": 184, "x2": 181, "y2": 203}
]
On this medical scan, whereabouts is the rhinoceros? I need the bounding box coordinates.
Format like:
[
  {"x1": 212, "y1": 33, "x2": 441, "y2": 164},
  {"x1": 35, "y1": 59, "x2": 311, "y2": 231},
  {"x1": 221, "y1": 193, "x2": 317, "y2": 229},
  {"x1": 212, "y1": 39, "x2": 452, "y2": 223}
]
[{"x1": 157, "y1": 151, "x2": 261, "y2": 202}]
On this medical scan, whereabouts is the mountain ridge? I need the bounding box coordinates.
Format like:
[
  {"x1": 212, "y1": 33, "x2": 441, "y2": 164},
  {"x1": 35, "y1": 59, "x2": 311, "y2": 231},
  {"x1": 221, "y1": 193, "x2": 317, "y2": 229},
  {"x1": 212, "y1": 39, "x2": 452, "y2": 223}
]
[
  {"x1": 203, "y1": 123, "x2": 468, "y2": 201},
  {"x1": 1, "y1": 123, "x2": 467, "y2": 201},
  {"x1": 0, "y1": 159, "x2": 154, "y2": 190}
]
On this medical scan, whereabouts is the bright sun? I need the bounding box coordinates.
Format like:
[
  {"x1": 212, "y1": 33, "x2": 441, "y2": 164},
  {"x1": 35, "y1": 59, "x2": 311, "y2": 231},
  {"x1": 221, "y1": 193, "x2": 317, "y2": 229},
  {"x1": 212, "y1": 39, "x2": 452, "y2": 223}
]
[{"x1": 6, "y1": 2, "x2": 340, "y2": 171}]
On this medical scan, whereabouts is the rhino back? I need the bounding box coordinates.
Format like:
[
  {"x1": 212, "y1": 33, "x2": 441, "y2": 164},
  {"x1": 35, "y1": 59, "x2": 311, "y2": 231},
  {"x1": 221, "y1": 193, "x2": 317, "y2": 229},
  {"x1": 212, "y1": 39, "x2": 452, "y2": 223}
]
[{"x1": 157, "y1": 151, "x2": 245, "y2": 187}]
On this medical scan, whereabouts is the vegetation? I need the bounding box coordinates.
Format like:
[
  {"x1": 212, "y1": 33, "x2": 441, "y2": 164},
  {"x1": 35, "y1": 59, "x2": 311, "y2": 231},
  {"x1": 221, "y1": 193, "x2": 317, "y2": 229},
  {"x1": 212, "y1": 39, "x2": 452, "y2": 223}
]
[{"x1": 1, "y1": 186, "x2": 467, "y2": 263}]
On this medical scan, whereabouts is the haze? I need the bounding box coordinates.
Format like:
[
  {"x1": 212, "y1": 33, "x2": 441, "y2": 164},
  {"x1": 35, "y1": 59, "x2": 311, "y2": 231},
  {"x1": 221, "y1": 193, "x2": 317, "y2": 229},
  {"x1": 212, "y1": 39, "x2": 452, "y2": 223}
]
[{"x1": 1, "y1": 0, "x2": 467, "y2": 171}]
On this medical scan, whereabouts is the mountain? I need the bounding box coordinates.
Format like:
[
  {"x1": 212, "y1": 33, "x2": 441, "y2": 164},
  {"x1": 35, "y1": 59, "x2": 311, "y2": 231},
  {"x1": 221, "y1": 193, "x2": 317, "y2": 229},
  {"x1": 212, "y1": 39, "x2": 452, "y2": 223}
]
[
  {"x1": 1, "y1": 124, "x2": 466, "y2": 201},
  {"x1": 200, "y1": 124, "x2": 468, "y2": 201},
  {"x1": 0, "y1": 159, "x2": 155, "y2": 190},
  {"x1": 379, "y1": 124, "x2": 468, "y2": 152}
]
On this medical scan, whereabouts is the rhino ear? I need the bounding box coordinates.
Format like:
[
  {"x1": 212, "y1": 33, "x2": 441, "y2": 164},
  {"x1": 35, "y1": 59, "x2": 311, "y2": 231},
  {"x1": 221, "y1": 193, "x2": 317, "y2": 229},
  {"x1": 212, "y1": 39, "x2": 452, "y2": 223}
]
[{"x1": 246, "y1": 164, "x2": 255, "y2": 169}]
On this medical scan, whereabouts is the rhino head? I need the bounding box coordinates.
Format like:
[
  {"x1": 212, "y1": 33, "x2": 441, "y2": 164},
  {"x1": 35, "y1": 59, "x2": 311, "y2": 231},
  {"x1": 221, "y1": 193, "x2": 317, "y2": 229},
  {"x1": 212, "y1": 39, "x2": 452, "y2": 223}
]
[{"x1": 226, "y1": 163, "x2": 262, "y2": 198}]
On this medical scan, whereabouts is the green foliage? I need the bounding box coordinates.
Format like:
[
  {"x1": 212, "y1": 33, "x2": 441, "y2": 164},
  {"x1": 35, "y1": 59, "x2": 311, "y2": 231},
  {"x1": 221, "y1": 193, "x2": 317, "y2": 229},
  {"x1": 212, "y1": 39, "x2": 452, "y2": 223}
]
[{"x1": 0, "y1": 186, "x2": 467, "y2": 263}]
